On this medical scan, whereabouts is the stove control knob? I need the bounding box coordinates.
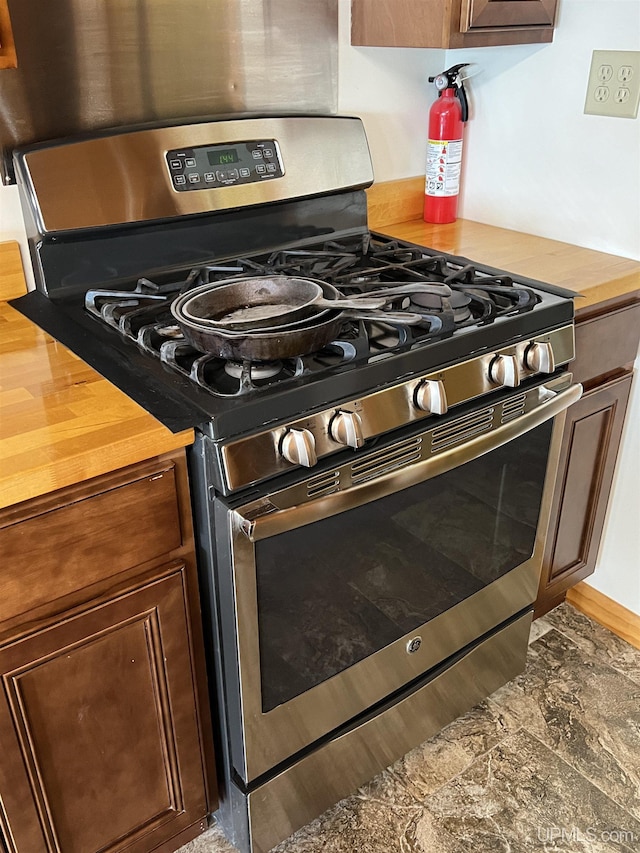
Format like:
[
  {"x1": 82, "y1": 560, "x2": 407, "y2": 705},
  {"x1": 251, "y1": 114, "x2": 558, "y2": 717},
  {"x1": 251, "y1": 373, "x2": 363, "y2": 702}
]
[
  {"x1": 414, "y1": 379, "x2": 448, "y2": 415},
  {"x1": 280, "y1": 429, "x2": 318, "y2": 468},
  {"x1": 330, "y1": 410, "x2": 365, "y2": 449},
  {"x1": 280, "y1": 428, "x2": 318, "y2": 468},
  {"x1": 524, "y1": 341, "x2": 556, "y2": 374},
  {"x1": 489, "y1": 354, "x2": 521, "y2": 388}
]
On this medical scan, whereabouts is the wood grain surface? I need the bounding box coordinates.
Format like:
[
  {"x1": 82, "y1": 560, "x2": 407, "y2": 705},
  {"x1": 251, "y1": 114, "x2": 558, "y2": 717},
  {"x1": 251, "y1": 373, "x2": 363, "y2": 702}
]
[
  {"x1": 567, "y1": 581, "x2": 640, "y2": 649},
  {"x1": 0, "y1": 0, "x2": 18, "y2": 69},
  {"x1": 0, "y1": 242, "x2": 194, "y2": 509}
]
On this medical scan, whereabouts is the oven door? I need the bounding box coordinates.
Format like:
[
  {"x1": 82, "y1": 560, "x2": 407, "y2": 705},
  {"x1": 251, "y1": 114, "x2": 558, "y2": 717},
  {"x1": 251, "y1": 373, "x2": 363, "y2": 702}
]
[{"x1": 215, "y1": 374, "x2": 581, "y2": 784}]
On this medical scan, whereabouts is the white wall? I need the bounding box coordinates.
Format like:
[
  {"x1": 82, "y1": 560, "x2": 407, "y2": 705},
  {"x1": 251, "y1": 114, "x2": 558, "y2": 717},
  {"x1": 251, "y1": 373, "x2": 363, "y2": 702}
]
[
  {"x1": 448, "y1": 0, "x2": 640, "y2": 260},
  {"x1": 339, "y1": 0, "x2": 640, "y2": 261},
  {"x1": 588, "y1": 366, "x2": 640, "y2": 610},
  {"x1": 339, "y1": 0, "x2": 640, "y2": 614}
]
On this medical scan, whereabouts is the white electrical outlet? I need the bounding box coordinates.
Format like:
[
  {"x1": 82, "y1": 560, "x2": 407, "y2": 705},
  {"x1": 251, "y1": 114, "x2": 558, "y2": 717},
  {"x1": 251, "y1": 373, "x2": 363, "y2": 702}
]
[{"x1": 584, "y1": 50, "x2": 640, "y2": 118}]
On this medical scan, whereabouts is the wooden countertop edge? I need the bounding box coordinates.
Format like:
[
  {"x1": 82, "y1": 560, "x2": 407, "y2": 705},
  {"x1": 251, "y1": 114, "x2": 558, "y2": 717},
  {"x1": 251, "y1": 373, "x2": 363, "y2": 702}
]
[
  {"x1": 1, "y1": 241, "x2": 194, "y2": 509},
  {"x1": 0, "y1": 425, "x2": 195, "y2": 511}
]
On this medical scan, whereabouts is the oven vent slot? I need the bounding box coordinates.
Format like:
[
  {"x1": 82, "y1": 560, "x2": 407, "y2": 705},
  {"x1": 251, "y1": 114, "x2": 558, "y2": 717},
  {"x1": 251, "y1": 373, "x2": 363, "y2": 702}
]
[
  {"x1": 351, "y1": 438, "x2": 423, "y2": 484},
  {"x1": 307, "y1": 471, "x2": 341, "y2": 498},
  {"x1": 501, "y1": 394, "x2": 527, "y2": 423},
  {"x1": 430, "y1": 407, "x2": 495, "y2": 451}
]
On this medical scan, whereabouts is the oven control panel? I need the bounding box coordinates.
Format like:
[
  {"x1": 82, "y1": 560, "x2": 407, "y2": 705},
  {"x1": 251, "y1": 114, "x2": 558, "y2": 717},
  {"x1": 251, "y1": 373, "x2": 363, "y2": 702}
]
[
  {"x1": 219, "y1": 324, "x2": 576, "y2": 492},
  {"x1": 166, "y1": 139, "x2": 284, "y2": 191}
]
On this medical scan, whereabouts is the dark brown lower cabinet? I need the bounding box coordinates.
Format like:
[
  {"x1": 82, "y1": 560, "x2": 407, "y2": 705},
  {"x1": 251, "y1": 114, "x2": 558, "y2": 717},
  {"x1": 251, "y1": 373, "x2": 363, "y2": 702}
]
[
  {"x1": 536, "y1": 375, "x2": 633, "y2": 616},
  {"x1": 535, "y1": 293, "x2": 640, "y2": 617},
  {"x1": 0, "y1": 451, "x2": 214, "y2": 853},
  {"x1": 0, "y1": 565, "x2": 208, "y2": 853}
]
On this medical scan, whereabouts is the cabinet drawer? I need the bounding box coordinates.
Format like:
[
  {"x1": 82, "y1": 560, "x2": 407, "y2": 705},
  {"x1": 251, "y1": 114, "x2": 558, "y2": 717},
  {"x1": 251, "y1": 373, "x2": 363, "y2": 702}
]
[
  {"x1": 572, "y1": 300, "x2": 640, "y2": 387},
  {"x1": 0, "y1": 462, "x2": 182, "y2": 625}
]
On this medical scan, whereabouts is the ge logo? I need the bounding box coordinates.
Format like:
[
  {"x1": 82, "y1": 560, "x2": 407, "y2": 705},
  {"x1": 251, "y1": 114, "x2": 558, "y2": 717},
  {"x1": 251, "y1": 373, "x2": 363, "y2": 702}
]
[{"x1": 406, "y1": 637, "x2": 422, "y2": 654}]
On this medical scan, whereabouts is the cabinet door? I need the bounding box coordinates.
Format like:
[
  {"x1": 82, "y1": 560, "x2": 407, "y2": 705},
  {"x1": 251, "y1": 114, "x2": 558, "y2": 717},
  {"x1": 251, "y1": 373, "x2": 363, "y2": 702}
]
[
  {"x1": 0, "y1": 566, "x2": 207, "y2": 853},
  {"x1": 535, "y1": 373, "x2": 633, "y2": 617},
  {"x1": 351, "y1": 0, "x2": 558, "y2": 48},
  {"x1": 461, "y1": 0, "x2": 557, "y2": 32}
]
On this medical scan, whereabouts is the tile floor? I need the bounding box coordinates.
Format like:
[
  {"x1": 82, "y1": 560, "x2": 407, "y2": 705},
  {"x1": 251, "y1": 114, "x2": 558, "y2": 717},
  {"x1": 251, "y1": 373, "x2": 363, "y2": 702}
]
[{"x1": 181, "y1": 604, "x2": 640, "y2": 853}]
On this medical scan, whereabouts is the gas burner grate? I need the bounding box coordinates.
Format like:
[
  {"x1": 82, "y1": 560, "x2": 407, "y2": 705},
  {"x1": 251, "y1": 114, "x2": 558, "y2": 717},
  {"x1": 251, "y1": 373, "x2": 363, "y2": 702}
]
[
  {"x1": 79, "y1": 231, "x2": 558, "y2": 403},
  {"x1": 157, "y1": 340, "x2": 360, "y2": 397}
]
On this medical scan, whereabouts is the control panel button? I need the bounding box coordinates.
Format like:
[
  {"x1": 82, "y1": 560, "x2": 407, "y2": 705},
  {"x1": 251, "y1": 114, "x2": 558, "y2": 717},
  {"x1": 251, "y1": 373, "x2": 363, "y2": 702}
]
[
  {"x1": 240, "y1": 168, "x2": 251, "y2": 177},
  {"x1": 524, "y1": 341, "x2": 556, "y2": 374},
  {"x1": 489, "y1": 354, "x2": 521, "y2": 388},
  {"x1": 263, "y1": 148, "x2": 274, "y2": 157},
  {"x1": 329, "y1": 411, "x2": 364, "y2": 449},
  {"x1": 266, "y1": 163, "x2": 277, "y2": 173},
  {"x1": 169, "y1": 159, "x2": 182, "y2": 169},
  {"x1": 251, "y1": 150, "x2": 263, "y2": 159},
  {"x1": 256, "y1": 164, "x2": 266, "y2": 174},
  {"x1": 187, "y1": 173, "x2": 201, "y2": 183},
  {"x1": 414, "y1": 379, "x2": 448, "y2": 415},
  {"x1": 280, "y1": 428, "x2": 317, "y2": 467},
  {"x1": 174, "y1": 175, "x2": 186, "y2": 185},
  {"x1": 204, "y1": 172, "x2": 215, "y2": 182},
  {"x1": 185, "y1": 158, "x2": 197, "y2": 167}
]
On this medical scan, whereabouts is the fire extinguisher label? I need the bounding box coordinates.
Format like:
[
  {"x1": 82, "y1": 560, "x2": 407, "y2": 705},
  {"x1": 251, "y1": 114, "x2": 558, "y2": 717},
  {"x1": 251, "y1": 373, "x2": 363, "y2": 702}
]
[{"x1": 425, "y1": 139, "x2": 463, "y2": 197}]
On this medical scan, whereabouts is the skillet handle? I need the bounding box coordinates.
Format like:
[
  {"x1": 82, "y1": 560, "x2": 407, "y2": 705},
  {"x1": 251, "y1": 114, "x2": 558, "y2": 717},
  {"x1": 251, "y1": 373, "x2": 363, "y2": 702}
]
[
  {"x1": 330, "y1": 297, "x2": 388, "y2": 310},
  {"x1": 342, "y1": 309, "x2": 426, "y2": 325}
]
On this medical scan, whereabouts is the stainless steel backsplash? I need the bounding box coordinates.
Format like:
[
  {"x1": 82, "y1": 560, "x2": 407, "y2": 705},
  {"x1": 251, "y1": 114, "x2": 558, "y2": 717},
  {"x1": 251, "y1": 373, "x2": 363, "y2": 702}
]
[{"x1": 0, "y1": 0, "x2": 338, "y2": 182}]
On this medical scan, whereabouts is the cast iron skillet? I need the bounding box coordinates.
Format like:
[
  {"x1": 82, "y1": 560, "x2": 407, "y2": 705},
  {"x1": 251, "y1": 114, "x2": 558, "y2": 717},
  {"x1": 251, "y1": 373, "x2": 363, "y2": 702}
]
[
  {"x1": 173, "y1": 276, "x2": 388, "y2": 331},
  {"x1": 171, "y1": 289, "x2": 426, "y2": 361}
]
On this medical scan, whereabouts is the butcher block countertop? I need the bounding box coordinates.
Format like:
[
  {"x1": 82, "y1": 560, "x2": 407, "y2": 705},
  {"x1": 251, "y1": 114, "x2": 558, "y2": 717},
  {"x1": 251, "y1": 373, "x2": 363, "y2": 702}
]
[
  {"x1": 0, "y1": 241, "x2": 194, "y2": 510},
  {"x1": 1, "y1": 181, "x2": 639, "y2": 509}
]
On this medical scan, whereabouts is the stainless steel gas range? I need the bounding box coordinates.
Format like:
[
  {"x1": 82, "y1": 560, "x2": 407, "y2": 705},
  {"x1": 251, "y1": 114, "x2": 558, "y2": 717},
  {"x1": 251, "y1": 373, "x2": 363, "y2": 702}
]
[{"x1": 11, "y1": 116, "x2": 582, "y2": 853}]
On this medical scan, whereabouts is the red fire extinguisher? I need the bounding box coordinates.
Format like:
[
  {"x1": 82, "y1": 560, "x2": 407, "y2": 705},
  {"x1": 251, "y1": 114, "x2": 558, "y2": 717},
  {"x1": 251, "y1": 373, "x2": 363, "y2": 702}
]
[{"x1": 423, "y1": 64, "x2": 470, "y2": 225}]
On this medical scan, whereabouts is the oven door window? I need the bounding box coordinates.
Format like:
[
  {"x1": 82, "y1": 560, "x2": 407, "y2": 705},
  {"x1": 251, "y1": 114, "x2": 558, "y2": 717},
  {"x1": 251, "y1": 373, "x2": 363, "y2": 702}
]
[{"x1": 255, "y1": 421, "x2": 552, "y2": 713}]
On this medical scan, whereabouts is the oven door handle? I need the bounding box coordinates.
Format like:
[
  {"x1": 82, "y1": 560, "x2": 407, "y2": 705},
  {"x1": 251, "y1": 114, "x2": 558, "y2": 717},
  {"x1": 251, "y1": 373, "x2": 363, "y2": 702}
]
[{"x1": 235, "y1": 381, "x2": 583, "y2": 541}]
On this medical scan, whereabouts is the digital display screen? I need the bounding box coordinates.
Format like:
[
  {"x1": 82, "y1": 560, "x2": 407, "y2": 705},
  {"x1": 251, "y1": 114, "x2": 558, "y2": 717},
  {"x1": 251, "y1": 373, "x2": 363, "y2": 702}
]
[{"x1": 207, "y1": 148, "x2": 240, "y2": 166}]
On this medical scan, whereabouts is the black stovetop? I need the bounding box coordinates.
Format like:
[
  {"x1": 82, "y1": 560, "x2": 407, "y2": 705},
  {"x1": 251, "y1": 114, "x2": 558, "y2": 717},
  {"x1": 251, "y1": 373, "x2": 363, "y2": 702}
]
[{"x1": 12, "y1": 231, "x2": 575, "y2": 439}]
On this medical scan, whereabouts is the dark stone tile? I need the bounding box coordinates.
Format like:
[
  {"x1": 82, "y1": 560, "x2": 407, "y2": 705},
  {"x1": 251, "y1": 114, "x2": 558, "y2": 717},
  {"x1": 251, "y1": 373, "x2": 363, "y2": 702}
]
[
  {"x1": 489, "y1": 628, "x2": 640, "y2": 820},
  {"x1": 178, "y1": 822, "x2": 237, "y2": 852},
  {"x1": 271, "y1": 790, "x2": 423, "y2": 853},
  {"x1": 415, "y1": 729, "x2": 640, "y2": 853},
  {"x1": 529, "y1": 615, "x2": 553, "y2": 645},
  {"x1": 544, "y1": 603, "x2": 640, "y2": 685},
  {"x1": 364, "y1": 700, "x2": 520, "y2": 807}
]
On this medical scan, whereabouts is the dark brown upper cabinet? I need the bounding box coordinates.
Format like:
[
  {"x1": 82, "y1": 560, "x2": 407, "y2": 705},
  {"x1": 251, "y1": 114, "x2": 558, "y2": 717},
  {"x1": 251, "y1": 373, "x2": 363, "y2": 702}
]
[{"x1": 351, "y1": 0, "x2": 559, "y2": 49}]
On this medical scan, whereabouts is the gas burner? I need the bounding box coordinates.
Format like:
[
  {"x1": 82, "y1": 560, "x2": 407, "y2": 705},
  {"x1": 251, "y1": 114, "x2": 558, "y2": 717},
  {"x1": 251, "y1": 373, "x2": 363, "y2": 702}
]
[
  {"x1": 224, "y1": 360, "x2": 284, "y2": 380},
  {"x1": 409, "y1": 289, "x2": 472, "y2": 323}
]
